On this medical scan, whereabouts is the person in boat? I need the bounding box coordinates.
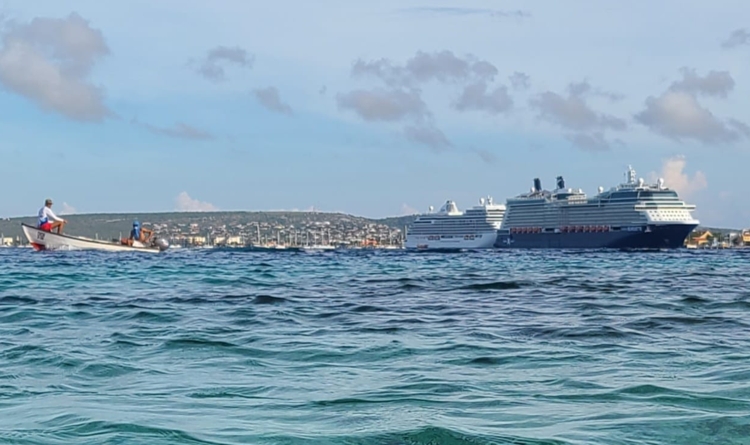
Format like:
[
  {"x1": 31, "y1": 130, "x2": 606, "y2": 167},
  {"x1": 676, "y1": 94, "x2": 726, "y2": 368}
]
[
  {"x1": 37, "y1": 198, "x2": 66, "y2": 233},
  {"x1": 122, "y1": 220, "x2": 154, "y2": 246}
]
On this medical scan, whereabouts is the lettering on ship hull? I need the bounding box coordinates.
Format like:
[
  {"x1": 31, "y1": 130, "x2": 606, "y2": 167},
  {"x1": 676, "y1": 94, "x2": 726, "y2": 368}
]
[{"x1": 495, "y1": 223, "x2": 697, "y2": 249}]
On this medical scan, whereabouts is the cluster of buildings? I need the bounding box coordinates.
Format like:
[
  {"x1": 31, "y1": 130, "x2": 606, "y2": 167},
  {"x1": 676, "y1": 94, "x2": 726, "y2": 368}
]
[
  {"x1": 0, "y1": 212, "x2": 408, "y2": 249},
  {"x1": 158, "y1": 218, "x2": 403, "y2": 249},
  {"x1": 685, "y1": 229, "x2": 750, "y2": 249}
]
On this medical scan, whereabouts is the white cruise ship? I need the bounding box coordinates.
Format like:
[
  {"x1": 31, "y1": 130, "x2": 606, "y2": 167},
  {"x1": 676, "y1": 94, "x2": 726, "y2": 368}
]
[
  {"x1": 495, "y1": 165, "x2": 700, "y2": 249},
  {"x1": 405, "y1": 196, "x2": 506, "y2": 250}
]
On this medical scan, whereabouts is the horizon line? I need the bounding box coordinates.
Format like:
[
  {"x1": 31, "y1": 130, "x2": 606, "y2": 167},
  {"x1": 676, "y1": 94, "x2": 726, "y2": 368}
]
[{"x1": 2, "y1": 209, "x2": 419, "y2": 220}]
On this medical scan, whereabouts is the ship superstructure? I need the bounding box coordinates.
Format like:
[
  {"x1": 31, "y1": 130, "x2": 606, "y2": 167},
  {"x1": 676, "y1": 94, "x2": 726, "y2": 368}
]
[
  {"x1": 495, "y1": 166, "x2": 699, "y2": 249},
  {"x1": 405, "y1": 196, "x2": 505, "y2": 250}
]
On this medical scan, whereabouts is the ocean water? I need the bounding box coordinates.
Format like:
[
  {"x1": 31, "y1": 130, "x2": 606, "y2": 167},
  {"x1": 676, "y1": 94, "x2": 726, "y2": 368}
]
[{"x1": 1, "y1": 247, "x2": 749, "y2": 444}]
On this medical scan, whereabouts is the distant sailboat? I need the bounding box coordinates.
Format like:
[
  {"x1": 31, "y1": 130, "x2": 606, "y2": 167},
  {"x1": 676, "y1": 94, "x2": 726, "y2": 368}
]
[{"x1": 301, "y1": 227, "x2": 335, "y2": 251}]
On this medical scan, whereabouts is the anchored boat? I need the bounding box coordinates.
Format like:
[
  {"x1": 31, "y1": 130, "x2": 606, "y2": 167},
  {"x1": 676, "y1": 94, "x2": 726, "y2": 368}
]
[
  {"x1": 404, "y1": 196, "x2": 506, "y2": 250},
  {"x1": 21, "y1": 223, "x2": 169, "y2": 253},
  {"x1": 495, "y1": 165, "x2": 699, "y2": 249}
]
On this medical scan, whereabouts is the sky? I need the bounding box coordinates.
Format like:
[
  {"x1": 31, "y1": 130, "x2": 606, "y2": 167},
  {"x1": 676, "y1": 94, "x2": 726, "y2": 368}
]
[{"x1": 0, "y1": 1, "x2": 749, "y2": 227}]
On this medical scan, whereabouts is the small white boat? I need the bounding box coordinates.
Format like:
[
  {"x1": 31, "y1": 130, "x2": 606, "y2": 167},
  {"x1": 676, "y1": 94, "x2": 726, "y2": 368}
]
[
  {"x1": 21, "y1": 223, "x2": 169, "y2": 253},
  {"x1": 300, "y1": 244, "x2": 335, "y2": 251}
]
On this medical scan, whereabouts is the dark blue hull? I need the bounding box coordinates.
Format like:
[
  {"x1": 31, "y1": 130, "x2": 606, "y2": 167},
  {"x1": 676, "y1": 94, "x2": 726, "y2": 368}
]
[{"x1": 494, "y1": 224, "x2": 697, "y2": 249}]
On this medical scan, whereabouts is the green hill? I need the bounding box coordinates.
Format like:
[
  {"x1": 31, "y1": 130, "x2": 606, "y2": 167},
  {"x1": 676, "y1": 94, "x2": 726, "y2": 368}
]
[{"x1": 0, "y1": 211, "x2": 418, "y2": 242}]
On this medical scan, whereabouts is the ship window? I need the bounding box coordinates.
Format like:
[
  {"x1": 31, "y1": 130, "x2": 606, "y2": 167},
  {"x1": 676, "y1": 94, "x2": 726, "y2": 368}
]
[
  {"x1": 611, "y1": 191, "x2": 638, "y2": 200},
  {"x1": 640, "y1": 191, "x2": 679, "y2": 199}
]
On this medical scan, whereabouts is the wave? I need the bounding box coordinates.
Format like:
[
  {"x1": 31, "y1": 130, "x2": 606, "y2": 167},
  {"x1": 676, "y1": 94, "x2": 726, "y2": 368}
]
[
  {"x1": 457, "y1": 281, "x2": 526, "y2": 291},
  {"x1": 258, "y1": 426, "x2": 571, "y2": 445}
]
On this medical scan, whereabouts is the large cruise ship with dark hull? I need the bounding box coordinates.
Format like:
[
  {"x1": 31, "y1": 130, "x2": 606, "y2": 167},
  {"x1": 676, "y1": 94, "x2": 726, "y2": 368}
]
[{"x1": 495, "y1": 166, "x2": 699, "y2": 249}]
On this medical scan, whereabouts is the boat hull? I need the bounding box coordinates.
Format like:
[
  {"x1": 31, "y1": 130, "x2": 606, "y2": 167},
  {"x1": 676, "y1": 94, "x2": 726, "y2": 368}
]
[
  {"x1": 21, "y1": 224, "x2": 165, "y2": 253},
  {"x1": 300, "y1": 245, "x2": 336, "y2": 252},
  {"x1": 405, "y1": 232, "x2": 497, "y2": 250},
  {"x1": 495, "y1": 223, "x2": 698, "y2": 249},
  {"x1": 245, "y1": 245, "x2": 301, "y2": 252}
]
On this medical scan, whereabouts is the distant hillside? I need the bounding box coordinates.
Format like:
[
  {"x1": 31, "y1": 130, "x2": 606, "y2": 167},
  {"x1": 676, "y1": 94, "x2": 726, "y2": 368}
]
[
  {"x1": 373, "y1": 214, "x2": 418, "y2": 230},
  {"x1": 0, "y1": 211, "x2": 419, "y2": 240},
  {"x1": 697, "y1": 225, "x2": 744, "y2": 234}
]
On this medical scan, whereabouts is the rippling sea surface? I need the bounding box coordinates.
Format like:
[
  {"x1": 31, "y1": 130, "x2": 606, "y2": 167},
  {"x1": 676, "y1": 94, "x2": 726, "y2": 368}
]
[{"x1": 1, "y1": 247, "x2": 749, "y2": 444}]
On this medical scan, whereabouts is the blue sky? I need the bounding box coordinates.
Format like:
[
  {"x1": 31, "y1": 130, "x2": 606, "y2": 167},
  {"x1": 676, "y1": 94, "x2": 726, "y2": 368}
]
[{"x1": 1, "y1": 1, "x2": 749, "y2": 227}]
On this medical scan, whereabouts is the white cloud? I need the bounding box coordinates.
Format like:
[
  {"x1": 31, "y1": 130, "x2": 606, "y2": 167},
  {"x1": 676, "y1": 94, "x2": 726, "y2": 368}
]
[
  {"x1": 669, "y1": 67, "x2": 734, "y2": 98},
  {"x1": 634, "y1": 68, "x2": 748, "y2": 145},
  {"x1": 59, "y1": 202, "x2": 76, "y2": 215},
  {"x1": 403, "y1": 124, "x2": 451, "y2": 152},
  {"x1": 190, "y1": 45, "x2": 253, "y2": 82},
  {"x1": 0, "y1": 12, "x2": 112, "y2": 122},
  {"x1": 339, "y1": 50, "x2": 516, "y2": 155},
  {"x1": 566, "y1": 80, "x2": 624, "y2": 101},
  {"x1": 350, "y1": 50, "x2": 498, "y2": 89},
  {"x1": 650, "y1": 155, "x2": 707, "y2": 198},
  {"x1": 472, "y1": 148, "x2": 497, "y2": 164},
  {"x1": 131, "y1": 118, "x2": 213, "y2": 140},
  {"x1": 453, "y1": 82, "x2": 513, "y2": 115},
  {"x1": 175, "y1": 192, "x2": 217, "y2": 212},
  {"x1": 508, "y1": 71, "x2": 530, "y2": 90},
  {"x1": 253, "y1": 86, "x2": 293, "y2": 115},
  {"x1": 400, "y1": 203, "x2": 418, "y2": 215},
  {"x1": 635, "y1": 90, "x2": 744, "y2": 144},
  {"x1": 398, "y1": 8, "x2": 531, "y2": 19},
  {"x1": 267, "y1": 206, "x2": 317, "y2": 212},
  {"x1": 722, "y1": 28, "x2": 750, "y2": 49},
  {"x1": 530, "y1": 88, "x2": 626, "y2": 132},
  {"x1": 529, "y1": 80, "x2": 626, "y2": 151},
  {"x1": 565, "y1": 132, "x2": 611, "y2": 152},
  {"x1": 336, "y1": 88, "x2": 427, "y2": 122}
]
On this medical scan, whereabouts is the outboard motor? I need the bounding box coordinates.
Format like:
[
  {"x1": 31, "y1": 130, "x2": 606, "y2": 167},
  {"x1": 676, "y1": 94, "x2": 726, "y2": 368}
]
[
  {"x1": 556, "y1": 176, "x2": 565, "y2": 190},
  {"x1": 154, "y1": 238, "x2": 170, "y2": 251},
  {"x1": 533, "y1": 178, "x2": 542, "y2": 193}
]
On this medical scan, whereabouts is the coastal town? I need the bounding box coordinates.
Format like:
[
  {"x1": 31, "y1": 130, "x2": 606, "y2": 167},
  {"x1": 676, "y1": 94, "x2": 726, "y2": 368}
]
[
  {"x1": 1, "y1": 210, "x2": 750, "y2": 250},
  {"x1": 158, "y1": 216, "x2": 406, "y2": 249},
  {"x1": 0, "y1": 211, "x2": 411, "y2": 249},
  {"x1": 685, "y1": 229, "x2": 750, "y2": 249}
]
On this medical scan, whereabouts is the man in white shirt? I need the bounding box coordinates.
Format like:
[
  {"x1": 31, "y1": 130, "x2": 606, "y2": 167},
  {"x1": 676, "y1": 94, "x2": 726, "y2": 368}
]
[{"x1": 37, "y1": 198, "x2": 66, "y2": 233}]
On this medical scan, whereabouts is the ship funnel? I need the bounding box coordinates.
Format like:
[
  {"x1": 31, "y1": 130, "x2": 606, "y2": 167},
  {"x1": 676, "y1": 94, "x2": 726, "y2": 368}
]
[
  {"x1": 533, "y1": 178, "x2": 542, "y2": 192},
  {"x1": 556, "y1": 176, "x2": 565, "y2": 190}
]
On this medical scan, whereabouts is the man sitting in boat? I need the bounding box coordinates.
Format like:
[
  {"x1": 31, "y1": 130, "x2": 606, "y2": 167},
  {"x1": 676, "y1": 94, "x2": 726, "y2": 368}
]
[
  {"x1": 121, "y1": 220, "x2": 154, "y2": 246},
  {"x1": 37, "y1": 198, "x2": 67, "y2": 233}
]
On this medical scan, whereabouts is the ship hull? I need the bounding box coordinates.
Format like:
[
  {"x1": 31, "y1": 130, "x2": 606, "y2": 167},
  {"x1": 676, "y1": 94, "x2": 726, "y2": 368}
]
[
  {"x1": 405, "y1": 232, "x2": 497, "y2": 250},
  {"x1": 494, "y1": 223, "x2": 698, "y2": 249}
]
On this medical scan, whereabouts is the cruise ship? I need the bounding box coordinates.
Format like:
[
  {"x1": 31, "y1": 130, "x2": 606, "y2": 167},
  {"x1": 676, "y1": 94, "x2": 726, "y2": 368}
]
[
  {"x1": 405, "y1": 196, "x2": 506, "y2": 250},
  {"x1": 495, "y1": 166, "x2": 699, "y2": 249}
]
